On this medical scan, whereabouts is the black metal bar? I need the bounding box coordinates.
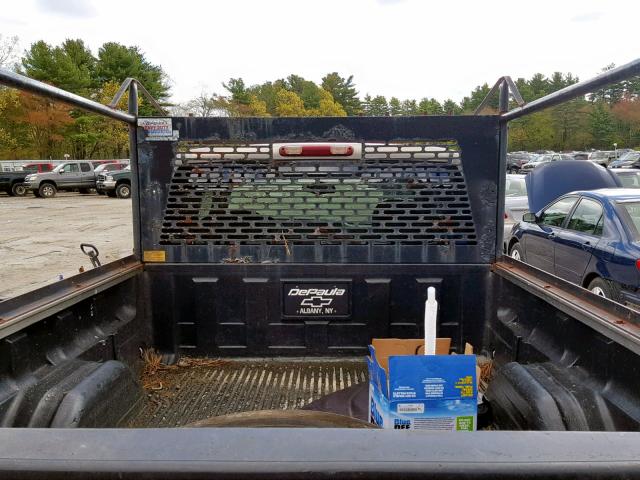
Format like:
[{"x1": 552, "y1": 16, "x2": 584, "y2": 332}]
[
  {"x1": 0, "y1": 68, "x2": 135, "y2": 124},
  {"x1": 501, "y1": 57, "x2": 640, "y2": 122},
  {"x1": 128, "y1": 81, "x2": 142, "y2": 260},
  {"x1": 503, "y1": 76, "x2": 525, "y2": 106},
  {"x1": 495, "y1": 80, "x2": 509, "y2": 257},
  {"x1": 473, "y1": 78, "x2": 503, "y2": 115},
  {"x1": 110, "y1": 77, "x2": 166, "y2": 114},
  {"x1": 475, "y1": 76, "x2": 525, "y2": 115}
]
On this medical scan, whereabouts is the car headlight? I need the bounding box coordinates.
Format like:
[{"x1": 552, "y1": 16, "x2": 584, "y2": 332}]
[
  {"x1": 25, "y1": 174, "x2": 36, "y2": 181},
  {"x1": 106, "y1": 175, "x2": 114, "y2": 181}
]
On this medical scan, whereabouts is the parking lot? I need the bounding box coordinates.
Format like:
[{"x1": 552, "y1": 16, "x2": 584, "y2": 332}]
[{"x1": 0, "y1": 193, "x2": 133, "y2": 299}]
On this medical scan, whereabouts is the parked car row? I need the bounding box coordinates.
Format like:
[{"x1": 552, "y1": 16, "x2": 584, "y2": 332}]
[
  {"x1": 507, "y1": 149, "x2": 639, "y2": 173},
  {"x1": 505, "y1": 161, "x2": 640, "y2": 308},
  {"x1": 1, "y1": 160, "x2": 131, "y2": 199}
]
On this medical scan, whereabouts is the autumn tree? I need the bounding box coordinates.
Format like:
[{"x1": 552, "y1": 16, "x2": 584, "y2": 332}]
[
  {"x1": 274, "y1": 89, "x2": 307, "y2": 116},
  {"x1": 308, "y1": 89, "x2": 346, "y2": 116},
  {"x1": 612, "y1": 97, "x2": 640, "y2": 146},
  {"x1": 8, "y1": 92, "x2": 73, "y2": 159}
]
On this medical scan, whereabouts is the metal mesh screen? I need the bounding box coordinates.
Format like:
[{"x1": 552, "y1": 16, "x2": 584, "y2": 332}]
[{"x1": 159, "y1": 142, "x2": 476, "y2": 251}]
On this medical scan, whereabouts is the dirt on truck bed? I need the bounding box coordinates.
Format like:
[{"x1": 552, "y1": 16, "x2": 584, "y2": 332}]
[{"x1": 129, "y1": 357, "x2": 368, "y2": 428}]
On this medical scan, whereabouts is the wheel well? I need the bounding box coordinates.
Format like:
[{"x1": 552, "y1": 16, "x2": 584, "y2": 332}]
[
  {"x1": 39, "y1": 180, "x2": 56, "y2": 188},
  {"x1": 582, "y1": 272, "x2": 600, "y2": 288},
  {"x1": 116, "y1": 180, "x2": 130, "y2": 186},
  {"x1": 507, "y1": 237, "x2": 519, "y2": 253}
]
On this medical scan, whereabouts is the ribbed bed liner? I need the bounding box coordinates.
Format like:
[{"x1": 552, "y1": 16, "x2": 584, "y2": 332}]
[{"x1": 127, "y1": 358, "x2": 367, "y2": 427}]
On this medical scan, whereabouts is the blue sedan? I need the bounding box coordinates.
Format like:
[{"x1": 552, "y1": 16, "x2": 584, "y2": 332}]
[{"x1": 507, "y1": 189, "x2": 640, "y2": 304}]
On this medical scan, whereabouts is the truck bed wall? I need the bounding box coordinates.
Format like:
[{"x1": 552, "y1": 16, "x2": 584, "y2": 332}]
[
  {"x1": 145, "y1": 263, "x2": 492, "y2": 357},
  {"x1": 0, "y1": 275, "x2": 150, "y2": 427},
  {"x1": 488, "y1": 271, "x2": 640, "y2": 430}
]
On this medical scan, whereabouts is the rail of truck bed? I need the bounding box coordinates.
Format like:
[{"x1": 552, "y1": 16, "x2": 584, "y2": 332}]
[{"x1": 2, "y1": 59, "x2": 640, "y2": 478}]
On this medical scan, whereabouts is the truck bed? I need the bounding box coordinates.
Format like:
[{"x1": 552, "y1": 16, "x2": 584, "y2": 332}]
[{"x1": 128, "y1": 358, "x2": 367, "y2": 427}]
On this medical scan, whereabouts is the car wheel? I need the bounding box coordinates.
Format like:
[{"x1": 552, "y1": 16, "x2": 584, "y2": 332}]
[
  {"x1": 38, "y1": 183, "x2": 57, "y2": 198},
  {"x1": 11, "y1": 183, "x2": 27, "y2": 197},
  {"x1": 116, "y1": 183, "x2": 131, "y2": 199},
  {"x1": 587, "y1": 277, "x2": 619, "y2": 300},
  {"x1": 509, "y1": 242, "x2": 524, "y2": 262}
]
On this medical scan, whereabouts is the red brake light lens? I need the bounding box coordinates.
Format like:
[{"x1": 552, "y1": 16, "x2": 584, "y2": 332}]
[
  {"x1": 279, "y1": 145, "x2": 354, "y2": 157},
  {"x1": 635, "y1": 259, "x2": 640, "y2": 271}
]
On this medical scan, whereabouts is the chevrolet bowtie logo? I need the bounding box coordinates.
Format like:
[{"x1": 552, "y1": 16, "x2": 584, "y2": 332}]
[{"x1": 300, "y1": 296, "x2": 333, "y2": 307}]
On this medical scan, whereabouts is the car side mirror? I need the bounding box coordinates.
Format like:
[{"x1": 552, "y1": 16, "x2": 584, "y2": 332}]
[
  {"x1": 58, "y1": 169, "x2": 64, "y2": 174},
  {"x1": 522, "y1": 212, "x2": 537, "y2": 223}
]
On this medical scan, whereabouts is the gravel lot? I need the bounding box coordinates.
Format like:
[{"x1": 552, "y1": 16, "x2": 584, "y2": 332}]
[{"x1": 0, "y1": 193, "x2": 133, "y2": 300}]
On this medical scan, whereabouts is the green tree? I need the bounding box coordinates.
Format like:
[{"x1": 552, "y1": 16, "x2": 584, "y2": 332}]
[
  {"x1": 361, "y1": 94, "x2": 372, "y2": 115},
  {"x1": 460, "y1": 83, "x2": 492, "y2": 113},
  {"x1": 589, "y1": 102, "x2": 615, "y2": 148},
  {"x1": 508, "y1": 110, "x2": 556, "y2": 151},
  {"x1": 223, "y1": 77, "x2": 252, "y2": 105},
  {"x1": 442, "y1": 99, "x2": 462, "y2": 115},
  {"x1": 528, "y1": 73, "x2": 550, "y2": 98},
  {"x1": 551, "y1": 99, "x2": 588, "y2": 150},
  {"x1": 95, "y1": 42, "x2": 170, "y2": 104},
  {"x1": 285, "y1": 74, "x2": 323, "y2": 109},
  {"x1": 321, "y1": 72, "x2": 361, "y2": 115},
  {"x1": 389, "y1": 97, "x2": 402, "y2": 116},
  {"x1": 401, "y1": 99, "x2": 418, "y2": 115},
  {"x1": 366, "y1": 95, "x2": 389, "y2": 116},
  {"x1": 22, "y1": 39, "x2": 95, "y2": 94},
  {"x1": 417, "y1": 97, "x2": 443, "y2": 115},
  {"x1": 248, "y1": 81, "x2": 283, "y2": 115}
]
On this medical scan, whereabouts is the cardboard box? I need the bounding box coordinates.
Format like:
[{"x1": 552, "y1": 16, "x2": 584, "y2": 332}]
[{"x1": 367, "y1": 338, "x2": 477, "y2": 431}]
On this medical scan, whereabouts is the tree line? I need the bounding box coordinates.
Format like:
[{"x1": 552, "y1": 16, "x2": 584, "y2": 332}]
[
  {"x1": 1, "y1": 36, "x2": 639, "y2": 160},
  {"x1": 0, "y1": 36, "x2": 170, "y2": 160}
]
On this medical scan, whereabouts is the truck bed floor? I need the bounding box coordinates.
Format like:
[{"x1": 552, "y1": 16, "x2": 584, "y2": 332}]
[{"x1": 127, "y1": 358, "x2": 367, "y2": 427}]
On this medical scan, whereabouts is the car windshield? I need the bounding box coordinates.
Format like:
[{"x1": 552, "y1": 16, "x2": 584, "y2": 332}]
[
  {"x1": 505, "y1": 177, "x2": 527, "y2": 197},
  {"x1": 617, "y1": 151, "x2": 640, "y2": 163},
  {"x1": 617, "y1": 172, "x2": 640, "y2": 188},
  {"x1": 590, "y1": 152, "x2": 608, "y2": 159}
]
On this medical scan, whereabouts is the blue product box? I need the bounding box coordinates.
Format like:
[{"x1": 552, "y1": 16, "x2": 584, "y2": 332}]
[{"x1": 367, "y1": 338, "x2": 477, "y2": 431}]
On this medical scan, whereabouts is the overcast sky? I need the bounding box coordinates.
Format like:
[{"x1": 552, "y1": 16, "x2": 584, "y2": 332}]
[{"x1": 2, "y1": 0, "x2": 638, "y2": 104}]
